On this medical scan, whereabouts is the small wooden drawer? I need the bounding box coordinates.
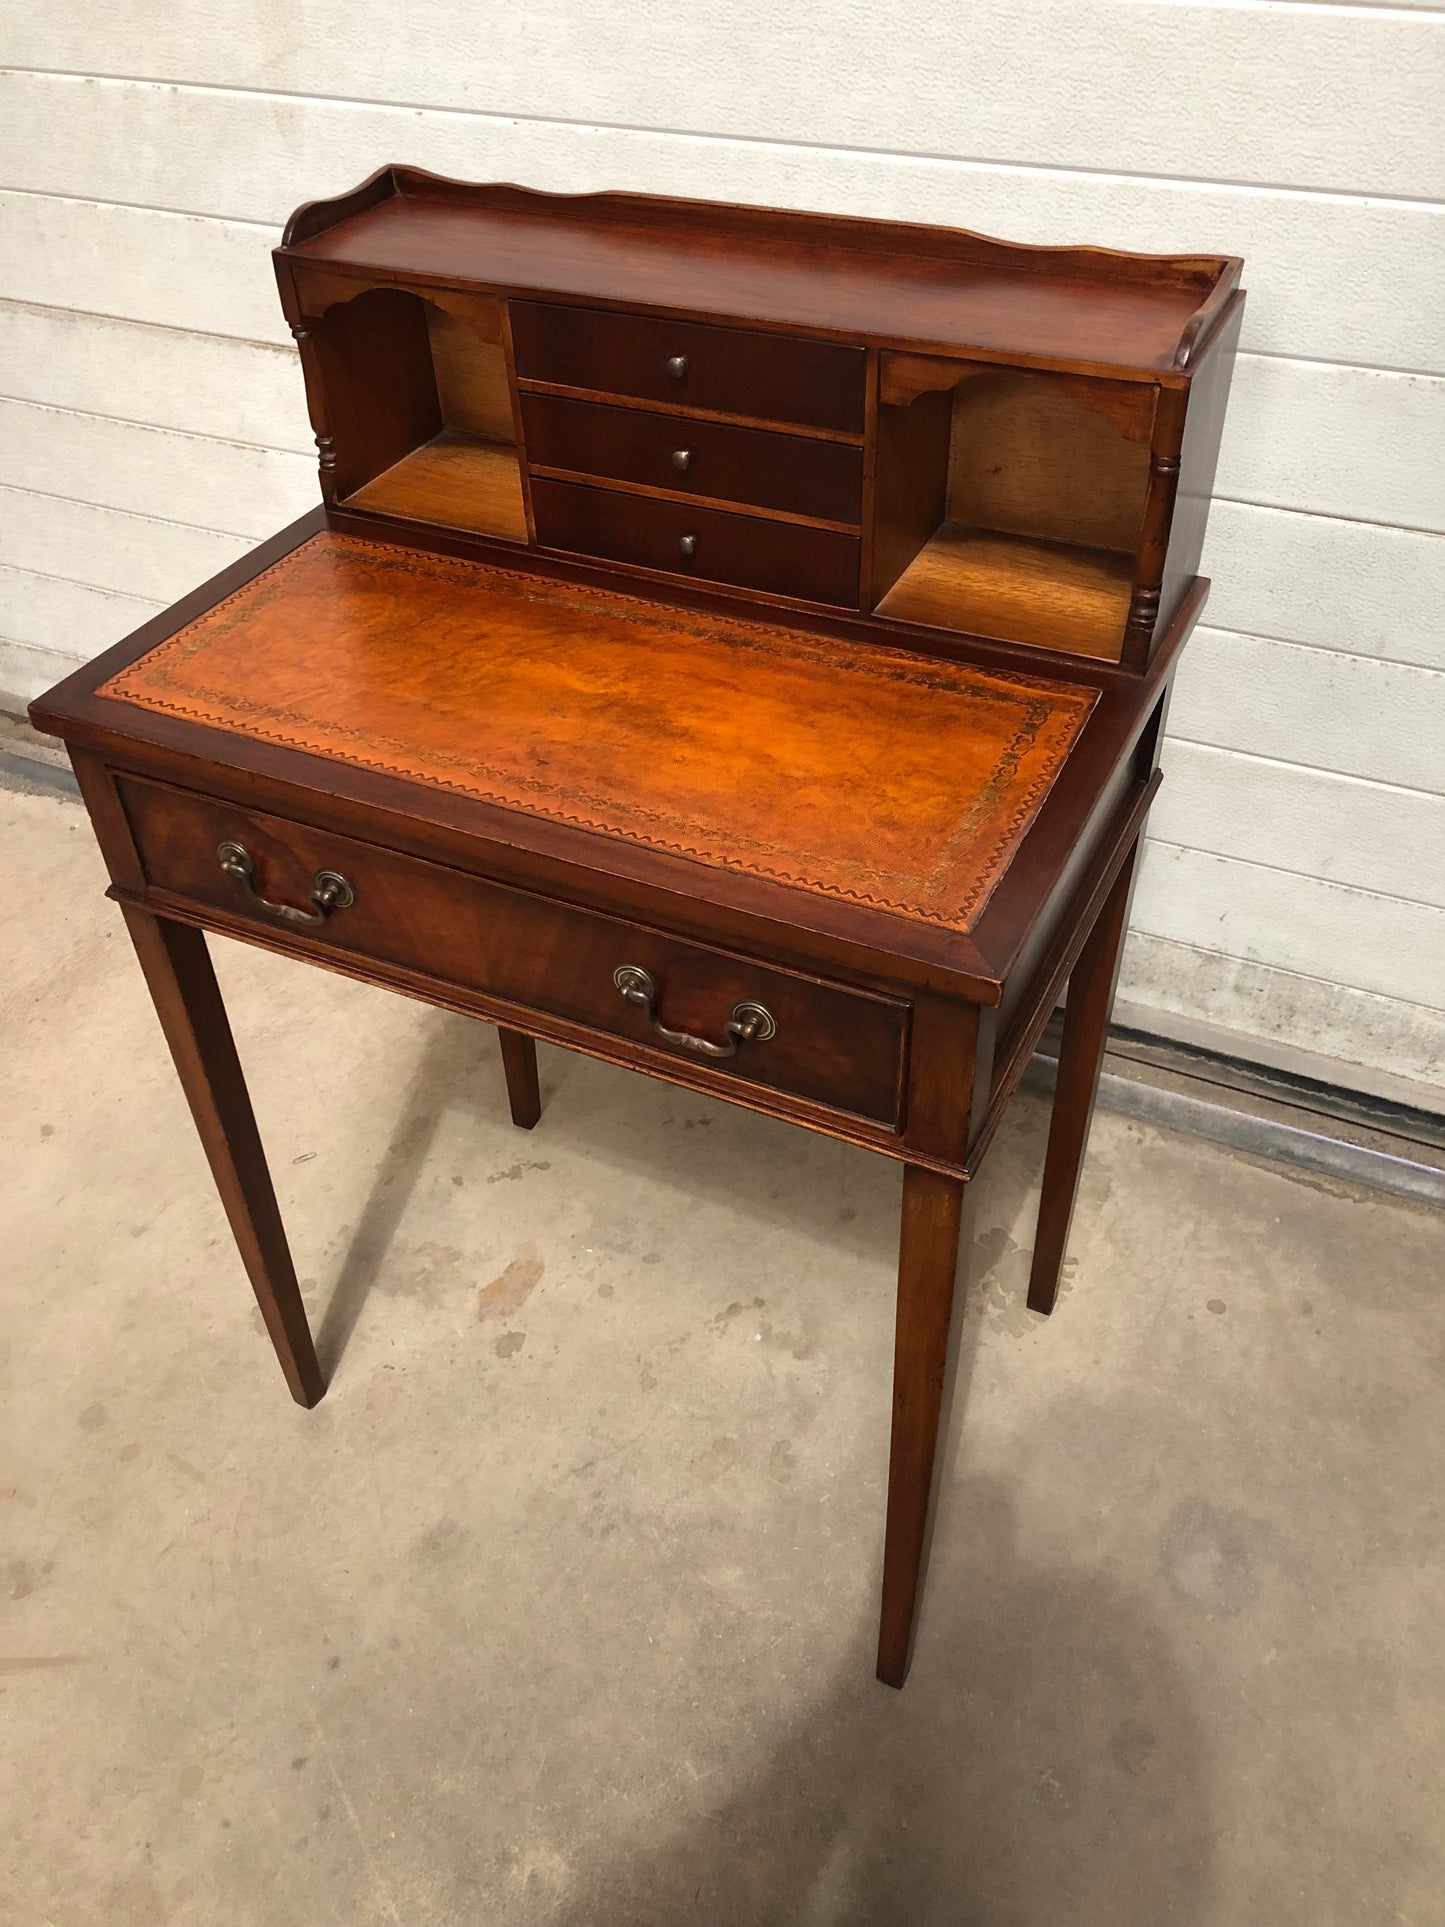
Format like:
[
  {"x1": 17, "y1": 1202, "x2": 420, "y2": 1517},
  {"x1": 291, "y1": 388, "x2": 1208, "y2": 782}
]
[
  {"x1": 531, "y1": 476, "x2": 860, "y2": 607},
  {"x1": 116, "y1": 776, "x2": 909, "y2": 1127},
  {"x1": 511, "y1": 301, "x2": 866, "y2": 435},
  {"x1": 520, "y1": 392, "x2": 863, "y2": 526}
]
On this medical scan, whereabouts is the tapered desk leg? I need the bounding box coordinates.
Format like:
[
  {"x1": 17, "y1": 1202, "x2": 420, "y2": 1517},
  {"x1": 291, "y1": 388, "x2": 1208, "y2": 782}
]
[
  {"x1": 498, "y1": 1028, "x2": 541, "y2": 1130},
  {"x1": 878, "y1": 1163, "x2": 973, "y2": 1688},
  {"x1": 1027, "y1": 839, "x2": 1141, "y2": 1317},
  {"x1": 120, "y1": 906, "x2": 324, "y2": 1408}
]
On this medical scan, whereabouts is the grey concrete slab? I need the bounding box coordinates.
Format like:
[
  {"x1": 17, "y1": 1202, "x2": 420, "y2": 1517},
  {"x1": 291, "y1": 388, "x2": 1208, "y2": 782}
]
[{"x1": 2, "y1": 785, "x2": 1441, "y2": 1926}]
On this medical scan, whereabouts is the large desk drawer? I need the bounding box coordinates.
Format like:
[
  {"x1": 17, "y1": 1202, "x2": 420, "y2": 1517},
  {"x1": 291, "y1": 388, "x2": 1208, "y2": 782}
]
[
  {"x1": 531, "y1": 476, "x2": 861, "y2": 607},
  {"x1": 520, "y1": 392, "x2": 864, "y2": 526},
  {"x1": 511, "y1": 301, "x2": 867, "y2": 435},
  {"x1": 116, "y1": 776, "x2": 909, "y2": 1127}
]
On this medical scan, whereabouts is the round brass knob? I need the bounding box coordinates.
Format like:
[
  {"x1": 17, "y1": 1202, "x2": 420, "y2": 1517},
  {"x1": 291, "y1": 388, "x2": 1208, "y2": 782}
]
[
  {"x1": 666, "y1": 354, "x2": 688, "y2": 380},
  {"x1": 677, "y1": 534, "x2": 697, "y2": 558},
  {"x1": 670, "y1": 448, "x2": 692, "y2": 472}
]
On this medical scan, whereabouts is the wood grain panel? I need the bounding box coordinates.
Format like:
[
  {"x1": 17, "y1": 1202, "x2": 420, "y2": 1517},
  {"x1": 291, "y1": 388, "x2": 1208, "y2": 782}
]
[
  {"x1": 512, "y1": 301, "x2": 867, "y2": 432},
  {"x1": 945, "y1": 370, "x2": 1152, "y2": 552},
  {"x1": 519, "y1": 392, "x2": 863, "y2": 523},
  {"x1": 530, "y1": 476, "x2": 861, "y2": 607},
  {"x1": 426, "y1": 310, "x2": 514, "y2": 441},
  {"x1": 868, "y1": 391, "x2": 950, "y2": 605},
  {"x1": 877, "y1": 526, "x2": 1131, "y2": 660},
  {"x1": 347, "y1": 433, "x2": 527, "y2": 541},
  {"x1": 115, "y1": 774, "x2": 912, "y2": 1127}
]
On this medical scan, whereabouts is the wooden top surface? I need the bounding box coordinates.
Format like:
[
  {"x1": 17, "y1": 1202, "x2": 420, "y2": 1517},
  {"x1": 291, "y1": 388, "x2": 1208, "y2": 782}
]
[
  {"x1": 97, "y1": 533, "x2": 1097, "y2": 935},
  {"x1": 282, "y1": 178, "x2": 1233, "y2": 378}
]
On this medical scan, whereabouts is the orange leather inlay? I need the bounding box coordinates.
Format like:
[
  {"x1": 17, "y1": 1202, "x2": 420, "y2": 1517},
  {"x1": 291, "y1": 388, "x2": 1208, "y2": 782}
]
[{"x1": 100, "y1": 533, "x2": 1097, "y2": 931}]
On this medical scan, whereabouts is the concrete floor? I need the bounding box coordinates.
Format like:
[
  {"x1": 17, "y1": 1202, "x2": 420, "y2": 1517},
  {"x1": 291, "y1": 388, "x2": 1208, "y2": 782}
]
[{"x1": 2, "y1": 779, "x2": 1442, "y2": 1927}]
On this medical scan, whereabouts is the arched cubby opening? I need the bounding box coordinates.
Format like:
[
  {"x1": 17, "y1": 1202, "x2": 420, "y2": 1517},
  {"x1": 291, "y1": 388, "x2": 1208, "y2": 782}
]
[
  {"x1": 869, "y1": 359, "x2": 1157, "y2": 662},
  {"x1": 310, "y1": 286, "x2": 527, "y2": 542}
]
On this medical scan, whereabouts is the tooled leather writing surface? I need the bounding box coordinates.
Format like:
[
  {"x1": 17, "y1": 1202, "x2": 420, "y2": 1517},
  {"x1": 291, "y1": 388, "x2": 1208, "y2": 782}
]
[{"x1": 98, "y1": 533, "x2": 1096, "y2": 933}]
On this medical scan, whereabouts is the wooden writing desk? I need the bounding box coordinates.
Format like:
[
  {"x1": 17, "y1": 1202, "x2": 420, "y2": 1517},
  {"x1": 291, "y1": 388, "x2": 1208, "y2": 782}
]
[{"x1": 31, "y1": 171, "x2": 1242, "y2": 1686}]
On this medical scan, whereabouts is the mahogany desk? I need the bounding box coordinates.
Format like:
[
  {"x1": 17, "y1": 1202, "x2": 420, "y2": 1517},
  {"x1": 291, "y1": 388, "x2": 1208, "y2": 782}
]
[{"x1": 31, "y1": 172, "x2": 1242, "y2": 1687}]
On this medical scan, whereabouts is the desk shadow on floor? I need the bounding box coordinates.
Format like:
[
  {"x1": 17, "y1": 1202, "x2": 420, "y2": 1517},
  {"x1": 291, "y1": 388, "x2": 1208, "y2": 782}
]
[
  {"x1": 543, "y1": 1472, "x2": 1213, "y2": 1927},
  {"x1": 312, "y1": 1013, "x2": 511, "y2": 1373},
  {"x1": 312, "y1": 1004, "x2": 1058, "y2": 1395},
  {"x1": 309, "y1": 1009, "x2": 895, "y2": 1375}
]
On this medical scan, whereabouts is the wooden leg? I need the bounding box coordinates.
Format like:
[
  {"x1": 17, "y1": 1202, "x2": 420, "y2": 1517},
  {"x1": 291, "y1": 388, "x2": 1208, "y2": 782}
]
[
  {"x1": 120, "y1": 907, "x2": 324, "y2": 1407},
  {"x1": 1027, "y1": 839, "x2": 1141, "y2": 1317},
  {"x1": 498, "y1": 1027, "x2": 541, "y2": 1130},
  {"x1": 877, "y1": 1163, "x2": 973, "y2": 1688}
]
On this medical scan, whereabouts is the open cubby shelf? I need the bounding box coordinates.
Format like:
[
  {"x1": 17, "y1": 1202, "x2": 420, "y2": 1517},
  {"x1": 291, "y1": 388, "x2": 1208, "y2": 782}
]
[
  {"x1": 309, "y1": 284, "x2": 527, "y2": 546},
  {"x1": 877, "y1": 526, "x2": 1133, "y2": 662},
  {"x1": 865, "y1": 361, "x2": 1156, "y2": 661},
  {"x1": 345, "y1": 430, "x2": 527, "y2": 542}
]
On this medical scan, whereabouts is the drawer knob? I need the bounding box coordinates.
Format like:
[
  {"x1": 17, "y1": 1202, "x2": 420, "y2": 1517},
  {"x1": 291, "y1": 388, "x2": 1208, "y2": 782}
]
[
  {"x1": 670, "y1": 447, "x2": 692, "y2": 472},
  {"x1": 677, "y1": 534, "x2": 697, "y2": 559},
  {"x1": 218, "y1": 839, "x2": 355, "y2": 927},
  {"x1": 613, "y1": 964, "x2": 776, "y2": 1060},
  {"x1": 665, "y1": 354, "x2": 689, "y2": 380}
]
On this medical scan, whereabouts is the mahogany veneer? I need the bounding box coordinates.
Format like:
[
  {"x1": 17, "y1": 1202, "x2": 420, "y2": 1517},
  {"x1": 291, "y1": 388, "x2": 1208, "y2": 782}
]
[
  {"x1": 347, "y1": 431, "x2": 527, "y2": 540},
  {"x1": 31, "y1": 169, "x2": 1243, "y2": 1688}
]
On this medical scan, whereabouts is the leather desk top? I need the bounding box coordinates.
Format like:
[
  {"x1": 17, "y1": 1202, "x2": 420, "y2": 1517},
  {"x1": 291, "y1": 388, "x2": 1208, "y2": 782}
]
[{"x1": 100, "y1": 532, "x2": 1097, "y2": 934}]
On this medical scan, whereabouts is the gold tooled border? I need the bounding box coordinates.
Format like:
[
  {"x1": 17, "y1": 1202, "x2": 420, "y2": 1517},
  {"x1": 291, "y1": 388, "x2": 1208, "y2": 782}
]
[{"x1": 100, "y1": 533, "x2": 1098, "y2": 932}]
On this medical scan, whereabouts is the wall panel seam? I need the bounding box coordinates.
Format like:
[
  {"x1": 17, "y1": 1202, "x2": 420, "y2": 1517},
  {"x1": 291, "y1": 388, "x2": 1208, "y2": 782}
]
[
  {"x1": 1143, "y1": 835, "x2": 1445, "y2": 916},
  {"x1": 1188, "y1": 627, "x2": 1442, "y2": 674},
  {"x1": 0, "y1": 181, "x2": 281, "y2": 233},
  {"x1": 1121, "y1": 930, "x2": 1445, "y2": 1016},
  {"x1": 1209, "y1": 497, "x2": 1444, "y2": 535},
  {"x1": 0, "y1": 481, "x2": 250, "y2": 541},
  {"x1": 0, "y1": 633, "x2": 84, "y2": 662},
  {"x1": 4, "y1": 72, "x2": 1445, "y2": 210},
  {"x1": 1197, "y1": 625, "x2": 1445, "y2": 673},
  {"x1": 0, "y1": 297, "x2": 293, "y2": 356},
  {"x1": 1163, "y1": 737, "x2": 1445, "y2": 801},
  {"x1": 1214, "y1": 499, "x2": 1443, "y2": 538},
  {"x1": 0, "y1": 560, "x2": 166, "y2": 604},
  {"x1": 1238, "y1": 351, "x2": 1445, "y2": 380},
  {"x1": 1124, "y1": 940, "x2": 1445, "y2": 1017},
  {"x1": 0, "y1": 395, "x2": 312, "y2": 459}
]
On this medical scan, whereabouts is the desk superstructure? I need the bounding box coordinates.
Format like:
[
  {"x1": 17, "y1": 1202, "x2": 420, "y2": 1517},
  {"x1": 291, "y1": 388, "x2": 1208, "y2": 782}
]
[{"x1": 32, "y1": 170, "x2": 1242, "y2": 1686}]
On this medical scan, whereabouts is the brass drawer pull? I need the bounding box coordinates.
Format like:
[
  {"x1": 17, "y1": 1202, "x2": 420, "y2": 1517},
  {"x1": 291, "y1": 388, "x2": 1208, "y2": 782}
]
[
  {"x1": 613, "y1": 964, "x2": 776, "y2": 1060},
  {"x1": 677, "y1": 533, "x2": 697, "y2": 559},
  {"x1": 670, "y1": 447, "x2": 692, "y2": 472},
  {"x1": 217, "y1": 839, "x2": 355, "y2": 927},
  {"x1": 666, "y1": 354, "x2": 689, "y2": 380}
]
